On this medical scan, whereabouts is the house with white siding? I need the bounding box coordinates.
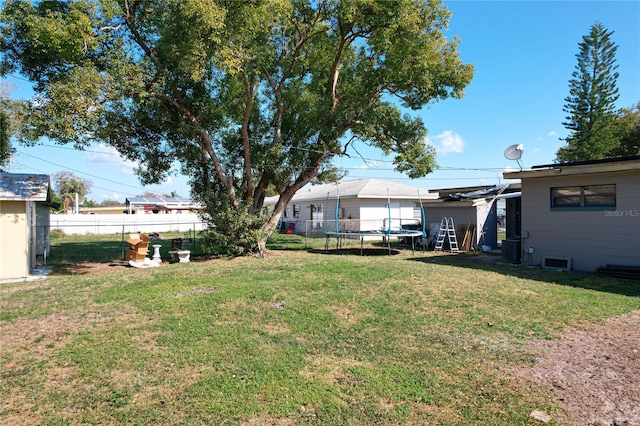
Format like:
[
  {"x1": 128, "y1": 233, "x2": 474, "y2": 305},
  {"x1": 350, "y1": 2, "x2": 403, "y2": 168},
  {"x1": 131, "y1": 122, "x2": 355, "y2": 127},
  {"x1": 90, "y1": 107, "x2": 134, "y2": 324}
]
[
  {"x1": 266, "y1": 179, "x2": 438, "y2": 235},
  {"x1": 503, "y1": 156, "x2": 640, "y2": 272}
]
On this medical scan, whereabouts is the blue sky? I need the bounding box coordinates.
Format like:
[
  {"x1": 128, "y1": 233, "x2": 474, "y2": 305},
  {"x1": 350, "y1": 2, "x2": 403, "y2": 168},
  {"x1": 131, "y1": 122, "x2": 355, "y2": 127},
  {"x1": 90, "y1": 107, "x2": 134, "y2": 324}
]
[{"x1": 4, "y1": 0, "x2": 640, "y2": 202}]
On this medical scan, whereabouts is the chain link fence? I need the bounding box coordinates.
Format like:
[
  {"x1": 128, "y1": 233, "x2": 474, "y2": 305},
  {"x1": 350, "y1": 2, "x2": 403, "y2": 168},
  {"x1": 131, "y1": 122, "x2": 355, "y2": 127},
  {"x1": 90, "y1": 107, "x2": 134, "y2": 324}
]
[{"x1": 36, "y1": 220, "x2": 206, "y2": 265}]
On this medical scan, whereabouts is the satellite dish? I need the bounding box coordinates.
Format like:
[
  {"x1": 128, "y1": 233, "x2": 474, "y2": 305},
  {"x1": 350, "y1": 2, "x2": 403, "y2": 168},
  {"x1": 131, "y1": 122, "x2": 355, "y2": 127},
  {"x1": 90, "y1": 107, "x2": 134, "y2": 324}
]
[
  {"x1": 504, "y1": 144, "x2": 524, "y2": 160},
  {"x1": 504, "y1": 144, "x2": 524, "y2": 170}
]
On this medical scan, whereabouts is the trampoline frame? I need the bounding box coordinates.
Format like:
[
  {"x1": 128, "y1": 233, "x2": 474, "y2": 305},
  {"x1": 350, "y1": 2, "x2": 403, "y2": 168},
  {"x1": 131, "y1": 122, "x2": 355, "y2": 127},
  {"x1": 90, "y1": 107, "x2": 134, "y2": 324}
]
[{"x1": 324, "y1": 229, "x2": 422, "y2": 255}]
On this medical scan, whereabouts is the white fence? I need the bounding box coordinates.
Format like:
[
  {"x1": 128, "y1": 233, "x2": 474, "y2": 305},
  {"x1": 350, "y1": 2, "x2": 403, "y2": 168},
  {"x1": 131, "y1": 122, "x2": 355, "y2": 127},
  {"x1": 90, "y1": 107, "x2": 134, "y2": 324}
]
[{"x1": 50, "y1": 213, "x2": 207, "y2": 235}]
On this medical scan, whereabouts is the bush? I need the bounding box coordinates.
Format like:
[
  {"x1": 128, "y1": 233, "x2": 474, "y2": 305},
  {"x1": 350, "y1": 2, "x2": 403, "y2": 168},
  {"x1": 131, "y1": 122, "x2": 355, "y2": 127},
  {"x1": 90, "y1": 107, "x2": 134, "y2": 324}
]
[
  {"x1": 199, "y1": 205, "x2": 269, "y2": 257},
  {"x1": 50, "y1": 229, "x2": 66, "y2": 239}
]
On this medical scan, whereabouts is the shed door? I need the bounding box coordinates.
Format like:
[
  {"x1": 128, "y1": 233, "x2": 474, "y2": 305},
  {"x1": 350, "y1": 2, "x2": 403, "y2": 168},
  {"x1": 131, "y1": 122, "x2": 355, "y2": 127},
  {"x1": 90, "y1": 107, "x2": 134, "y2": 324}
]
[
  {"x1": 0, "y1": 201, "x2": 30, "y2": 280},
  {"x1": 35, "y1": 203, "x2": 50, "y2": 256}
]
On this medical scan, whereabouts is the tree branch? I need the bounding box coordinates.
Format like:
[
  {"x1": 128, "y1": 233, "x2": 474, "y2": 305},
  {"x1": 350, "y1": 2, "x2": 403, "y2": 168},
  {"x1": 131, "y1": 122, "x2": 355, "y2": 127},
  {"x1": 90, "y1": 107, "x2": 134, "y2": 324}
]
[
  {"x1": 240, "y1": 68, "x2": 256, "y2": 201},
  {"x1": 97, "y1": 24, "x2": 123, "y2": 32},
  {"x1": 122, "y1": 0, "x2": 238, "y2": 206}
]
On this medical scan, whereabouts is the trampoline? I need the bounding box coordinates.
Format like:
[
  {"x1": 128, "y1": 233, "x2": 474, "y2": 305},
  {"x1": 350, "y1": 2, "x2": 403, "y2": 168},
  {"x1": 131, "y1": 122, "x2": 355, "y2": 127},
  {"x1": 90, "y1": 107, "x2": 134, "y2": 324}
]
[
  {"x1": 324, "y1": 228, "x2": 423, "y2": 255},
  {"x1": 323, "y1": 185, "x2": 427, "y2": 255}
]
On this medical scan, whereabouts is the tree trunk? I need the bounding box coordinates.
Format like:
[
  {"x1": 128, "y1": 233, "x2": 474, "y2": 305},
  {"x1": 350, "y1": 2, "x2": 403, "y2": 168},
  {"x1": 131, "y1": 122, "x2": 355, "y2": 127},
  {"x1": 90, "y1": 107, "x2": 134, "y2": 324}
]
[{"x1": 257, "y1": 190, "x2": 294, "y2": 258}]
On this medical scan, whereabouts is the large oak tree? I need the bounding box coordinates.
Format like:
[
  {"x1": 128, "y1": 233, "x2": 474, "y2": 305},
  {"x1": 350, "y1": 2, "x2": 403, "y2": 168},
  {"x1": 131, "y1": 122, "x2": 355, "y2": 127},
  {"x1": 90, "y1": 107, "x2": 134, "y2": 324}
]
[{"x1": 1, "y1": 0, "x2": 473, "y2": 255}]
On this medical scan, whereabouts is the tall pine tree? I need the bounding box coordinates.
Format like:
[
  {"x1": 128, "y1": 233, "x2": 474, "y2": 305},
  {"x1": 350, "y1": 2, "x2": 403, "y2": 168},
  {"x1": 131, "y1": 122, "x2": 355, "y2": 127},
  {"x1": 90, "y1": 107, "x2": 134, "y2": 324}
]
[
  {"x1": 0, "y1": 108, "x2": 11, "y2": 171},
  {"x1": 0, "y1": 83, "x2": 12, "y2": 171},
  {"x1": 556, "y1": 22, "x2": 620, "y2": 162}
]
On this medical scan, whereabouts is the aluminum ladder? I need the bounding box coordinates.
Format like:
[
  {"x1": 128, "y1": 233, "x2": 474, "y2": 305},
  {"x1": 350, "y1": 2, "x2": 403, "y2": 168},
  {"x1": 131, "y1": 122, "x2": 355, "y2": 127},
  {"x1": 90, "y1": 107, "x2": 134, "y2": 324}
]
[{"x1": 434, "y1": 217, "x2": 459, "y2": 254}]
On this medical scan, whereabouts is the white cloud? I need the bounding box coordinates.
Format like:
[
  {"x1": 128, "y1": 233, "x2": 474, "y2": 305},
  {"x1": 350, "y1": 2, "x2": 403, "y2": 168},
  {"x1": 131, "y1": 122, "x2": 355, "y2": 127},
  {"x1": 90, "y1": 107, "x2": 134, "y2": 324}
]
[
  {"x1": 532, "y1": 147, "x2": 541, "y2": 154},
  {"x1": 162, "y1": 176, "x2": 173, "y2": 185},
  {"x1": 98, "y1": 192, "x2": 125, "y2": 202},
  {"x1": 86, "y1": 143, "x2": 137, "y2": 170},
  {"x1": 429, "y1": 130, "x2": 465, "y2": 155},
  {"x1": 537, "y1": 130, "x2": 559, "y2": 141}
]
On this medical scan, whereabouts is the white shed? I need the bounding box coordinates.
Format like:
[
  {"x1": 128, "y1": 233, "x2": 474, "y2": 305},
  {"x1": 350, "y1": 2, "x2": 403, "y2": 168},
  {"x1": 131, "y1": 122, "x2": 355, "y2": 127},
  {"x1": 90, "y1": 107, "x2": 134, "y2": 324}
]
[{"x1": 0, "y1": 173, "x2": 53, "y2": 281}]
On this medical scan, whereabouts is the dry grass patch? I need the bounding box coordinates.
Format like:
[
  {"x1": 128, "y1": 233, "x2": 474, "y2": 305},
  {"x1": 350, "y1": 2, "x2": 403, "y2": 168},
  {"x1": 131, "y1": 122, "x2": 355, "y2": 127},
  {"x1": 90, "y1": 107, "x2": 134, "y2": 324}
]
[
  {"x1": 326, "y1": 301, "x2": 370, "y2": 327},
  {"x1": 0, "y1": 280, "x2": 51, "y2": 296},
  {"x1": 261, "y1": 322, "x2": 291, "y2": 335},
  {"x1": 407, "y1": 401, "x2": 464, "y2": 424},
  {"x1": 300, "y1": 354, "x2": 373, "y2": 385},
  {"x1": 214, "y1": 298, "x2": 255, "y2": 325},
  {"x1": 241, "y1": 414, "x2": 298, "y2": 425}
]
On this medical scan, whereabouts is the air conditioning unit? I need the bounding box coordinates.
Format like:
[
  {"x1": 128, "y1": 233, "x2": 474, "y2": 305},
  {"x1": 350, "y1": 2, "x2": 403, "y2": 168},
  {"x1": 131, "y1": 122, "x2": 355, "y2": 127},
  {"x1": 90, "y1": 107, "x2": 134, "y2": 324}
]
[
  {"x1": 501, "y1": 239, "x2": 521, "y2": 264},
  {"x1": 542, "y1": 256, "x2": 572, "y2": 271}
]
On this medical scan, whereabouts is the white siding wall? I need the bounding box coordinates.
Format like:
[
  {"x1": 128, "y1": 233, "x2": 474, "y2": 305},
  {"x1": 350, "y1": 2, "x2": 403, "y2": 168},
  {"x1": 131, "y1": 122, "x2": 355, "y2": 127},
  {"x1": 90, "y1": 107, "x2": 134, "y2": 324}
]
[
  {"x1": 285, "y1": 198, "x2": 430, "y2": 234},
  {"x1": 359, "y1": 199, "x2": 418, "y2": 230},
  {"x1": 521, "y1": 171, "x2": 640, "y2": 272},
  {"x1": 338, "y1": 198, "x2": 360, "y2": 220}
]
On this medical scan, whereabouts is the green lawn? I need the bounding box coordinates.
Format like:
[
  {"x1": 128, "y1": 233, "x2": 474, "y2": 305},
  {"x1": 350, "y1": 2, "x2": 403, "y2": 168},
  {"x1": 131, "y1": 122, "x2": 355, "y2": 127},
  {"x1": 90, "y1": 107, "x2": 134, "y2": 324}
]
[{"x1": 2, "y1": 234, "x2": 639, "y2": 424}]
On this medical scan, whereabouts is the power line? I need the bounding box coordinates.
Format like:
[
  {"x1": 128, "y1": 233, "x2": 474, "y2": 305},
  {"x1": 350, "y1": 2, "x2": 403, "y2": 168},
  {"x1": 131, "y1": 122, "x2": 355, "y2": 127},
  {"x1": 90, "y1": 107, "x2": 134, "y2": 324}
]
[
  {"x1": 346, "y1": 174, "x2": 500, "y2": 181},
  {"x1": 16, "y1": 144, "x2": 504, "y2": 201},
  {"x1": 9, "y1": 160, "x2": 139, "y2": 196},
  {"x1": 35, "y1": 142, "x2": 509, "y2": 171},
  {"x1": 21, "y1": 144, "x2": 510, "y2": 176},
  {"x1": 37, "y1": 143, "x2": 124, "y2": 155},
  {"x1": 18, "y1": 151, "x2": 147, "y2": 191},
  {"x1": 2, "y1": 74, "x2": 32, "y2": 83},
  {"x1": 18, "y1": 149, "x2": 503, "y2": 186}
]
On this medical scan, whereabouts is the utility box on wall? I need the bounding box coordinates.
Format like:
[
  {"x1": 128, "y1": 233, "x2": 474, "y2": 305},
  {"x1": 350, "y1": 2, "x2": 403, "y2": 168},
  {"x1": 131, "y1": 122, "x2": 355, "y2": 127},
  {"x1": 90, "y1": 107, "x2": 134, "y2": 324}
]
[{"x1": 126, "y1": 233, "x2": 150, "y2": 262}]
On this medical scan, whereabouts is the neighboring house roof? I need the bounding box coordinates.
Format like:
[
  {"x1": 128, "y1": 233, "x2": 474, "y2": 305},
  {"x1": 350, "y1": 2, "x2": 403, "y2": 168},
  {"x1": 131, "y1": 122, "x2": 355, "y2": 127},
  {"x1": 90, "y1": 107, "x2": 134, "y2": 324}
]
[
  {"x1": 503, "y1": 155, "x2": 640, "y2": 179},
  {"x1": 266, "y1": 178, "x2": 438, "y2": 204},
  {"x1": 0, "y1": 173, "x2": 52, "y2": 202}
]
